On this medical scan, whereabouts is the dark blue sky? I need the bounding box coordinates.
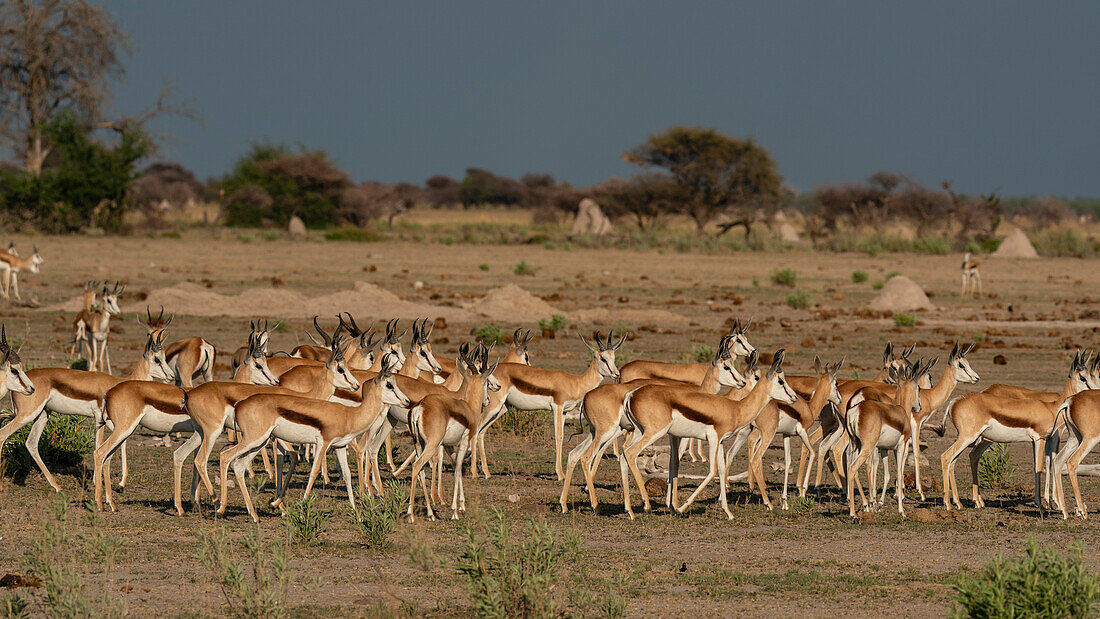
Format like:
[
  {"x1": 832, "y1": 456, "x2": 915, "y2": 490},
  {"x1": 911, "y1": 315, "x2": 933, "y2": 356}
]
[{"x1": 101, "y1": 1, "x2": 1099, "y2": 195}]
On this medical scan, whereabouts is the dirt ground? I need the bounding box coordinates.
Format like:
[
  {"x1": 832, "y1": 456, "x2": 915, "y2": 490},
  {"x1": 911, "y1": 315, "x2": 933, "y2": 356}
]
[{"x1": 2, "y1": 230, "x2": 1100, "y2": 616}]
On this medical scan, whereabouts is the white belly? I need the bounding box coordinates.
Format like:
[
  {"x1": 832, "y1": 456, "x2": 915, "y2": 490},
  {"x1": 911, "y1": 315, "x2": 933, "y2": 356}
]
[
  {"x1": 388, "y1": 404, "x2": 412, "y2": 426},
  {"x1": 139, "y1": 407, "x2": 196, "y2": 434},
  {"x1": 46, "y1": 392, "x2": 100, "y2": 420},
  {"x1": 982, "y1": 419, "x2": 1040, "y2": 443},
  {"x1": 876, "y1": 424, "x2": 904, "y2": 449},
  {"x1": 506, "y1": 387, "x2": 555, "y2": 412},
  {"x1": 668, "y1": 410, "x2": 710, "y2": 440},
  {"x1": 775, "y1": 413, "x2": 799, "y2": 436},
  {"x1": 272, "y1": 418, "x2": 323, "y2": 445},
  {"x1": 442, "y1": 419, "x2": 468, "y2": 446}
]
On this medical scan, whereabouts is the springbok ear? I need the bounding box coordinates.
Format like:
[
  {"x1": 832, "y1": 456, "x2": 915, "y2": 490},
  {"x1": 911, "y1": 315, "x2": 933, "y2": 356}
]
[
  {"x1": 882, "y1": 342, "x2": 894, "y2": 366},
  {"x1": 741, "y1": 317, "x2": 753, "y2": 334},
  {"x1": 925, "y1": 357, "x2": 938, "y2": 376},
  {"x1": 771, "y1": 349, "x2": 785, "y2": 371},
  {"x1": 745, "y1": 350, "x2": 759, "y2": 372},
  {"x1": 813, "y1": 356, "x2": 823, "y2": 375},
  {"x1": 950, "y1": 341, "x2": 960, "y2": 362}
]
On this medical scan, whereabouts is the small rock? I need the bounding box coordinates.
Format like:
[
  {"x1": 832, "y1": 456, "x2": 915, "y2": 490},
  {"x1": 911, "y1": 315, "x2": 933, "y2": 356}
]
[
  {"x1": 161, "y1": 435, "x2": 172, "y2": 448},
  {"x1": 855, "y1": 512, "x2": 878, "y2": 525},
  {"x1": 413, "y1": 281, "x2": 425, "y2": 290},
  {"x1": 644, "y1": 477, "x2": 667, "y2": 498},
  {"x1": 507, "y1": 494, "x2": 519, "y2": 503},
  {"x1": 993, "y1": 354, "x2": 1008, "y2": 365}
]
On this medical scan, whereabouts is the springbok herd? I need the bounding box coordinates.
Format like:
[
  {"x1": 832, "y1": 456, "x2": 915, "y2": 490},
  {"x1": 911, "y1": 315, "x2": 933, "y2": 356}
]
[{"x1": 3, "y1": 277, "x2": 1100, "y2": 526}]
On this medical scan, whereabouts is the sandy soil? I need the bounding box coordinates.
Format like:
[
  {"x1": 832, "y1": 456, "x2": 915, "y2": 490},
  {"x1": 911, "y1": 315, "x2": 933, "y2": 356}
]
[{"x1": 2, "y1": 230, "x2": 1100, "y2": 616}]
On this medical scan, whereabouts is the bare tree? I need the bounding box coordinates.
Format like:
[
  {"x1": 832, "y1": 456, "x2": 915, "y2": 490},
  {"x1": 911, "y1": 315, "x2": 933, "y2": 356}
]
[
  {"x1": 0, "y1": 0, "x2": 194, "y2": 175},
  {"x1": 942, "y1": 181, "x2": 1001, "y2": 250}
]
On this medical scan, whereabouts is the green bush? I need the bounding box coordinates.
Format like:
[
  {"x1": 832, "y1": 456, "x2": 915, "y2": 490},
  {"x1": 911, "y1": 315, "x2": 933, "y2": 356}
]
[
  {"x1": 456, "y1": 510, "x2": 568, "y2": 618},
  {"x1": 786, "y1": 290, "x2": 809, "y2": 310},
  {"x1": 282, "y1": 494, "x2": 331, "y2": 544},
  {"x1": 872, "y1": 280, "x2": 884, "y2": 290},
  {"x1": 851, "y1": 270, "x2": 869, "y2": 283},
  {"x1": 912, "y1": 235, "x2": 950, "y2": 254},
  {"x1": 954, "y1": 538, "x2": 1099, "y2": 618},
  {"x1": 478, "y1": 263, "x2": 491, "y2": 271},
  {"x1": 513, "y1": 260, "x2": 537, "y2": 276},
  {"x1": 770, "y1": 268, "x2": 797, "y2": 287},
  {"x1": 324, "y1": 227, "x2": 386, "y2": 243},
  {"x1": 350, "y1": 483, "x2": 406, "y2": 549},
  {"x1": 978, "y1": 444, "x2": 1015, "y2": 488},
  {"x1": 197, "y1": 527, "x2": 290, "y2": 618},
  {"x1": 2, "y1": 415, "x2": 93, "y2": 477},
  {"x1": 893, "y1": 313, "x2": 916, "y2": 327},
  {"x1": 692, "y1": 345, "x2": 716, "y2": 363},
  {"x1": 498, "y1": 408, "x2": 546, "y2": 438},
  {"x1": 1033, "y1": 228, "x2": 1093, "y2": 258},
  {"x1": 476, "y1": 323, "x2": 505, "y2": 345},
  {"x1": 536, "y1": 315, "x2": 568, "y2": 332}
]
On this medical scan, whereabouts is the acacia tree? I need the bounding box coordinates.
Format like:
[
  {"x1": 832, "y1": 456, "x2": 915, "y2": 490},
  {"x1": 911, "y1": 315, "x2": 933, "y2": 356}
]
[
  {"x1": 623, "y1": 126, "x2": 782, "y2": 234},
  {"x1": 595, "y1": 172, "x2": 679, "y2": 231},
  {"x1": 0, "y1": 0, "x2": 192, "y2": 174}
]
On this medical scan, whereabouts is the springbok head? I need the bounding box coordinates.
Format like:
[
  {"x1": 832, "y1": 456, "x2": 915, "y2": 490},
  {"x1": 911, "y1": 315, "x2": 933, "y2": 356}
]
[{"x1": 580, "y1": 330, "x2": 626, "y2": 382}]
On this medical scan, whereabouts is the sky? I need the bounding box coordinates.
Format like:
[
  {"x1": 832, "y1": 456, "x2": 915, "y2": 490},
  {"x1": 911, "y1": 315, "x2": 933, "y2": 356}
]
[{"x1": 97, "y1": 1, "x2": 1100, "y2": 196}]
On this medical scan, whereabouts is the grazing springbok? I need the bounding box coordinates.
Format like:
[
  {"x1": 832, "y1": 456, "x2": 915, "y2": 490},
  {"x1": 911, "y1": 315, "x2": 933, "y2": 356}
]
[
  {"x1": 938, "y1": 351, "x2": 1094, "y2": 512},
  {"x1": 218, "y1": 354, "x2": 409, "y2": 522},
  {"x1": 0, "y1": 245, "x2": 44, "y2": 299},
  {"x1": 487, "y1": 330, "x2": 625, "y2": 480},
  {"x1": 405, "y1": 345, "x2": 499, "y2": 521},
  {"x1": 619, "y1": 350, "x2": 797, "y2": 519},
  {"x1": 0, "y1": 331, "x2": 174, "y2": 491},
  {"x1": 559, "y1": 336, "x2": 745, "y2": 513}
]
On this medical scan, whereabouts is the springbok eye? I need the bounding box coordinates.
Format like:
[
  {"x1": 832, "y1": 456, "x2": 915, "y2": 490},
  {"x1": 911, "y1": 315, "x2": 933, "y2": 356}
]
[
  {"x1": 778, "y1": 378, "x2": 785, "y2": 385},
  {"x1": 387, "y1": 384, "x2": 394, "y2": 390}
]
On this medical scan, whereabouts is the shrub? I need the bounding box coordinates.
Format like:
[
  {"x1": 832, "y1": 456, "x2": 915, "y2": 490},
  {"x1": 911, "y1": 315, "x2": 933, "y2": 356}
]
[
  {"x1": 237, "y1": 233, "x2": 254, "y2": 243},
  {"x1": 872, "y1": 280, "x2": 884, "y2": 290},
  {"x1": 973, "y1": 332, "x2": 987, "y2": 343},
  {"x1": 350, "y1": 482, "x2": 406, "y2": 549},
  {"x1": 692, "y1": 345, "x2": 716, "y2": 363},
  {"x1": 978, "y1": 443, "x2": 1015, "y2": 488},
  {"x1": 851, "y1": 270, "x2": 869, "y2": 283},
  {"x1": 893, "y1": 313, "x2": 916, "y2": 327},
  {"x1": 885, "y1": 271, "x2": 901, "y2": 281},
  {"x1": 196, "y1": 527, "x2": 290, "y2": 618},
  {"x1": 770, "y1": 268, "x2": 797, "y2": 287},
  {"x1": 478, "y1": 263, "x2": 490, "y2": 271},
  {"x1": 786, "y1": 290, "x2": 809, "y2": 310},
  {"x1": 261, "y1": 231, "x2": 280, "y2": 241},
  {"x1": 69, "y1": 358, "x2": 89, "y2": 370},
  {"x1": 455, "y1": 510, "x2": 568, "y2": 618},
  {"x1": 536, "y1": 315, "x2": 568, "y2": 333},
  {"x1": 498, "y1": 408, "x2": 546, "y2": 438},
  {"x1": 911, "y1": 235, "x2": 951, "y2": 254},
  {"x1": 323, "y1": 227, "x2": 386, "y2": 243},
  {"x1": 954, "y1": 538, "x2": 1099, "y2": 618},
  {"x1": 476, "y1": 323, "x2": 505, "y2": 345},
  {"x1": 2, "y1": 416, "x2": 93, "y2": 477},
  {"x1": 1033, "y1": 228, "x2": 1093, "y2": 258},
  {"x1": 282, "y1": 493, "x2": 331, "y2": 544},
  {"x1": 513, "y1": 261, "x2": 537, "y2": 276}
]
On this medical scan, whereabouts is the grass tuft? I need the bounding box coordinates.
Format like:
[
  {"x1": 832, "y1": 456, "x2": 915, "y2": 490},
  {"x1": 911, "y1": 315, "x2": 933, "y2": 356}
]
[
  {"x1": 786, "y1": 290, "x2": 809, "y2": 309},
  {"x1": 770, "y1": 268, "x2": 797, "y2": 287},
  {"x1": 282, "y1": 494, "x2": 331, "y2": 545},
  {"x1": 350, "y1": 482, "x2": 406, "y2": 549},
  {"x1": 893, "y1": 313, "x2": 916, "y2": 327},
  {"x1": 851, "y1": 270, "x2": 869, "y2": 283}
]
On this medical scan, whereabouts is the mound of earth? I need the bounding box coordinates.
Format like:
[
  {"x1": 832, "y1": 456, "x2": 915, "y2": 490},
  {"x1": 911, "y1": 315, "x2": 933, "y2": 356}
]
[
  {"x1": 868, "y1": 275, "x2": 933, "y2": 311},
  {"x1": 467, "y1": 285, "x2": 561, "y2": 321},
  {"x1": 993, "y1": 229, "x2": 1038, "y2": 258},
  {"x1": 570, "y1": 307, "x2": 690, "y2": 326}
]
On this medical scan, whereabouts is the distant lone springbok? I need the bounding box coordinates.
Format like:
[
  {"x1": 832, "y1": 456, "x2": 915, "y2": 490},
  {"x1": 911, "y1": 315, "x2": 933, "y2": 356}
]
[{"x1": 961, "y1": 253, "x2": 981, "y2": 298}]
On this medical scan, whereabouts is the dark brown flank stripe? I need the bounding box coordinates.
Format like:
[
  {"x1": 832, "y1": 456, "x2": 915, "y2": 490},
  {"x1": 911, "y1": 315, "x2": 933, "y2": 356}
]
[
  {"x1": 671, "y1": 400, "x2": 716, "y2": 425},
  {"x1": 509, "y1": 375, "x2": 557, "y2": 397},
  {"x1": 44, "y1": 371, "x2": 120, "y2": 401},
  {"x1": 277, "y1": 407, "x2": 324, "y2": 429}
]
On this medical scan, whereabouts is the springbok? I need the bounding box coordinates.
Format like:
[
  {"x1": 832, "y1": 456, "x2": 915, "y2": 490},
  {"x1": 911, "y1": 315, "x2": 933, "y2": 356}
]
[
  {"x1": 938, "y1": 351, "x2": 1094, "y2": 512},
  {"x1": 0, "y1": 326, "x2": 35, "y2": 401},
  {"x1": 1052, "y1": 390, "x2": 1100, "y2": 518},
  {"x1": 0, "y1": 245, "x2": 44, "y2": 299},
  {"x1": 217, "y1": 354, "x2": 410, "y2": 522},
  {"x1": 961, "y1": 252, "x2": 982, "y2": 298},
  {"x1": 487, "y1": 331, "x2": 625, "y2": 480},
  {"x1": 559, "y1": 336, "x2": 745, "y2": 513},
  {"x1": 843, "y1": 360, "x2": 931, "y2": 517},
  {"x1": 618, "y1": 319, "x2": 755, "y2": 383},
  {"x1": 0, "y1": 331, "x2": 174, "y2": 491},
  {"x1": 405, "y1": 345, "x2": 499, "y2": 521},
  {"x1": 86, "y1": 282, "x2": 124, "y2": 373},
  {"x1": 619, "y1": 350, "x2": 797, "y2": 519},
  {"x1": 68, "y1": 281, "x2": 98, "y2": 359},
  {"x1": 144, "y1": 307, "x2": 217, "y2": 388}
]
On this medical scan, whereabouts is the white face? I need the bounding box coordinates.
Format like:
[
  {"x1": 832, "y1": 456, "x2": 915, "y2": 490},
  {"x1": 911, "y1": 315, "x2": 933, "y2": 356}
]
[
  {"x1": 379, "y1": 374, "x2": 411, "y2": 407},
  {"x1": 332, "y1": 360, "x2": 360, "y2": 391},
  {"x1": 149, "y1": 349, "x2": 174, "y2": 382},
  {"x1": 827, "y1": 377, "x2": 841, "y2": 406},
  {"x1": 768, "y1": 370, "x2": 798, "y2": 405},
  {"x1": 714, "y1": 356, "x2": 746, "y2": 389},
  {"x1": 3, "y1": 359, "x2": 34, "y2": 396},
  {"x1": 953, "y1": 356, "x2": 980, "y2": 384},
  {"x1": 903, "y1": 381, "x2": 922, "y2": 415},
  {"x1": 595, "y1": 348, "x2": 619, "y2": 381},
  {"x1": 917, "y1": 373, "x2": 933, "y2": 390},
  {"x1": 102, "y1": 292, "x2": 121, "y2": 315},
  {"x1": 248, "y1": 355, "x2": 279, "y2": 386},
  {"x1": 413, "y1": 343, "x2": 443, "y2": 375},
  {"x1": 31, "y1": 252, "x2": 43, "y2": 271},
  {"x1": 731, "y1": 333, "x2": 755, "y2": 357},
  {"x1": 387, "y1": 342, "x2": 406, "y2": 367}
]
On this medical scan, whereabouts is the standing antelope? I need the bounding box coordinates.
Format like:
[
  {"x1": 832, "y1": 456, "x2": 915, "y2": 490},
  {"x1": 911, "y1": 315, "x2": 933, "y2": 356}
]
[
  {"x1": 468, "y1": 330, "x2": 538, "y2": 477},
  {"x1": 559, "y1": 336, "x2": 746, "y2": 513},
  {"x1": 618, "y1": 319, "x2": 755, "y2": 383},
  {"x1": 961, "y1": 252, "x2": 982, "y2": 298},
  {"x1": 86, "y1": 282, "x2": 124, "y2": 373},
  {"x1": 68, "y1": 281, "x2": 99, "y2": 359},
  {"x1": 218, "y1": 354, "x2": 410, "y2": 522},
  {"x1": 938, "y1": 351, "x2": 1093, "y2": 512},
  {"x1": 405, "y1": 345, "x2": 499, "y2": 521},
  {"x1": 487, "y1": 331, "x2": 625, "y2": 481},
  {"x1": 1052, "y1": 390, "x2": 1100, "y2": 519},
  {"x1": 0, "y1": 245, "x2": 44, "y2": 300},
  {"x1": 0, "y1": 331, "x2": 175, "y2": 491},
  {"x1": 843, "y1": 360, "x2": 930, "y2": 517},
  {"x1": 619, "y1": 350, "x2": 797, "y2": 519},
  {"x1": 144, "y1": 307, "x2": 217, "y2": 387}
]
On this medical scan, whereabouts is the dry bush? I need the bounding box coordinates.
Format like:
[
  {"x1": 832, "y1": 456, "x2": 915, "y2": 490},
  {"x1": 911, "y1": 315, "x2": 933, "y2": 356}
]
[{"x1": 1019, "y1": 196, "x2": 1075, "y2": 230}]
